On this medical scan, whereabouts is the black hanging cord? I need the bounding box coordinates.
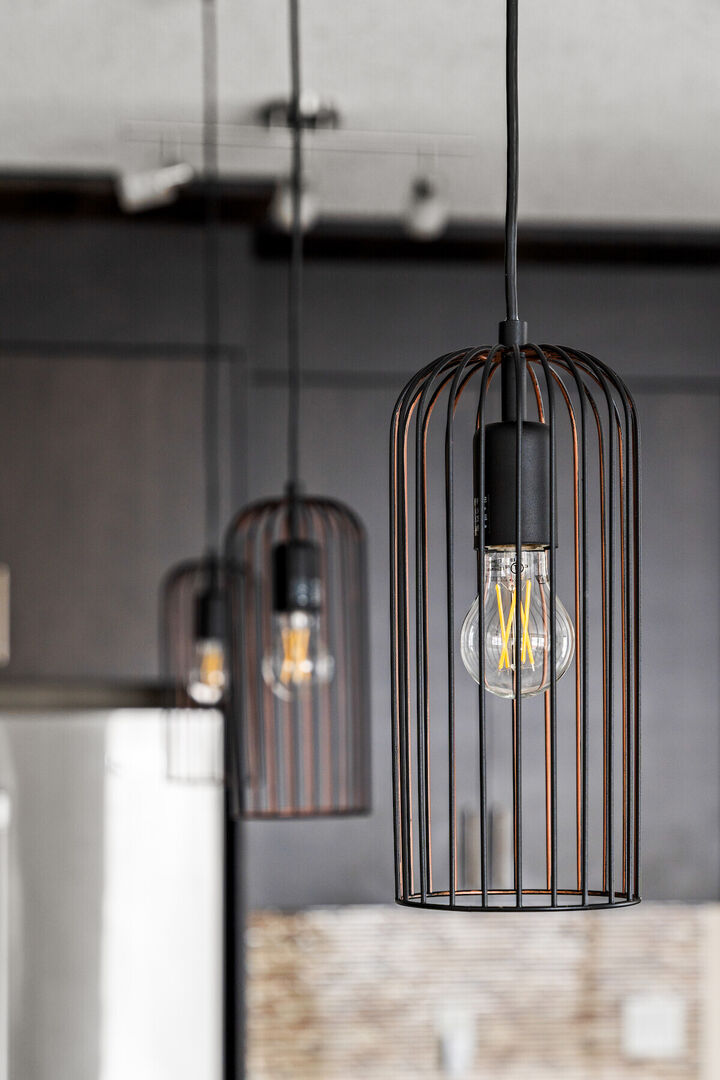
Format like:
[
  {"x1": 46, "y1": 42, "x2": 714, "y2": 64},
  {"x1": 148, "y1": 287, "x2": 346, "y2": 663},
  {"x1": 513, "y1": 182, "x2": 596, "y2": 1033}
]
[
  {"x1": 202, "y1": 0, "x2": 222, "y2": 557},
  {"x1": 286, "y1": 0, "x2": 303, "y2": 525},
  {"x1": 503, "y1": 0, "x2": 520, "y2": 326}
]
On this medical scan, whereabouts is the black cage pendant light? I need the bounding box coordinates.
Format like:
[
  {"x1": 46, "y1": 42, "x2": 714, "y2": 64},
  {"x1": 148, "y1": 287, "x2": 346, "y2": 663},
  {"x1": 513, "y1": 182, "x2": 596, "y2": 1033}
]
[
  {"x1": 390, "y1": 0, "x2": 640, "y2": 910},
  {"x1": 224, "y1": 0, "x2": 371, "y2": 819},
  {"x1": 161, "y1": 0, "x2": 235, "y2": 786}
]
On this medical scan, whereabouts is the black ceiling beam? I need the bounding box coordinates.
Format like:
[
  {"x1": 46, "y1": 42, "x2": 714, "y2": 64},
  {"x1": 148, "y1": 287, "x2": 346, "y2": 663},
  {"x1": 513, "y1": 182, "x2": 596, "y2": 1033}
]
[
  {"x1": 0, "y1": 172, "x2": 718, "y2": 266},
  {"x1": 254, "y1": 221, "x2": 720, "y2": 267},
  {"x1": 0, "y1": 171, "x2": 274, "y2": 224}
]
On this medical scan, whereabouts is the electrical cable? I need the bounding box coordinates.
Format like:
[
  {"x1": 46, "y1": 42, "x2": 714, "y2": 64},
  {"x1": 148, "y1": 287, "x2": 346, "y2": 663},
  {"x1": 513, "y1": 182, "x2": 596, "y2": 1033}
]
[
  {"x1": 201, "y1": 0, "x2": 222, "y2": 555},
  {"x1": 286, "y1": 0, "x2": 303, "y2": 517},
  {"x1": 504, "y1": 0, "x2": 520, "y2": 323}
]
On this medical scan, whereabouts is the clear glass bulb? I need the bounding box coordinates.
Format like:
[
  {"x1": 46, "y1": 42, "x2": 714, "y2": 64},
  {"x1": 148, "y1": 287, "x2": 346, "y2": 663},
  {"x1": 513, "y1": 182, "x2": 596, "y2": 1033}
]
[
  {"x1": 460, "y1": 548, "x2": 575, "y2": 698},
  {"x1": 187, "y1": 638, "x2": 228, "y2": 705},
  {"x1": 262, "y1": 610, "x2": 334, "y2": 701}
]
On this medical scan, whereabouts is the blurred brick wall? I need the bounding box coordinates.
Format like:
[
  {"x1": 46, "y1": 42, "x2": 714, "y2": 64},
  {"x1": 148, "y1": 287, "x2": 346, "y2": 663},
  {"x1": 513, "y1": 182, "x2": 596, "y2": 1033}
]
[{"x1": 247, "y1": 904, "x2": 707, "y2": 1079}]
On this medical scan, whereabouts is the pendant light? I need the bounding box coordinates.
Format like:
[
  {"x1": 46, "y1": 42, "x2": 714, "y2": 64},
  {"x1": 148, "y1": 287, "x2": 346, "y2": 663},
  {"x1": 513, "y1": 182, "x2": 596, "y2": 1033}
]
[
  {"x1": 161, "y1": 0, "x2": 235, "y2": 787},
  {"x1": 390, "y1": 0, "x2": 640, "y2": 909},
  {"x1": 224, "y1": 0, "x2": 371, "y2": 819}
]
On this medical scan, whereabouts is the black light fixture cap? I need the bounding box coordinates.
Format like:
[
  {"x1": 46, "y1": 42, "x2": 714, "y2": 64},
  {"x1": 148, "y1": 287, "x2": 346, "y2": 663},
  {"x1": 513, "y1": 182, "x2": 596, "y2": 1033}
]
[
  {"x1": 475, "y1": 420, "x2": 554, "y2": 548},
  {"x1": 272, "y1": 539, "x2": 321, "y2": 613},
  {"x1": 498, "y1": 319, "x2": 527, "y2": 346},
  {"x1": 194, "y1": 582, "x2": 228, "y2": 641}
]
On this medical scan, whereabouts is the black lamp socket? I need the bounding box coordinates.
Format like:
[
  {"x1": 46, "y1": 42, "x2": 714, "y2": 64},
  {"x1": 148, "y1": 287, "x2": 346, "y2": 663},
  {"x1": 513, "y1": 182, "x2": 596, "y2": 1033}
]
[{"x1": 272, "y1": 540, "x2": 321, "y2": 613}]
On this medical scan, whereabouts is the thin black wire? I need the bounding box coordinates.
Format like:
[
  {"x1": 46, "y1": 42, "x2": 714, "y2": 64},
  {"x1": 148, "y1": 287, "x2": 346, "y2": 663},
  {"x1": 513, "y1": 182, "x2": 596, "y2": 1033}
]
[
  {"x1": 202, "y1": 0, "x2": 221, "y2": 554},
  {"x1": 504, "y1": 0, "x2": 520, "y2": 322},
  {"x1": 287, "y1": 0, "x2": 303, "y2": 500}
]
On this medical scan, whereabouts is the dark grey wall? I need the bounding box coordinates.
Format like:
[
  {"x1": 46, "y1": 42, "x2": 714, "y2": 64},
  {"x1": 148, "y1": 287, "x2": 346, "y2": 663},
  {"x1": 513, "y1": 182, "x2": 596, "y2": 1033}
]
[
  {"x1": 241, "y1": 252, "x2": 720, "y2": 907},
  {"x1": 0, "y1": 219, "x2": 717, "y2": 914},
  {"x1": 0, "y1": 221, "x2": 249, "y2": 677}
]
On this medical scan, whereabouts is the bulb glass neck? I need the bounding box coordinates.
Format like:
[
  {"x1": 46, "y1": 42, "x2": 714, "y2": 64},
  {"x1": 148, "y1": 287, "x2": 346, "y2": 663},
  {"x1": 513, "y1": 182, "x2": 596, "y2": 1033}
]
[{"x1": 484, "y1": 546, "x2": 549, "y2": 584}]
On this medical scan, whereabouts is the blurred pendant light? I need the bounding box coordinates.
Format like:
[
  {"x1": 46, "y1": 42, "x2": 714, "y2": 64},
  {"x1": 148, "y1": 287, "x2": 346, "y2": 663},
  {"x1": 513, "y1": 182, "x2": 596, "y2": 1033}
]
[
  {"x1": 405, "y1": 175, "x2": 449, "y2": 241},
  {"x1": 160, "y1": 0, "x2": 233, "y2": 786},
  {"x1": 224, "y1": 0, "x2": 371, "y2": 818},
  {"x1": 390, "y1": 0, "x2": 640, "y2": 909}
]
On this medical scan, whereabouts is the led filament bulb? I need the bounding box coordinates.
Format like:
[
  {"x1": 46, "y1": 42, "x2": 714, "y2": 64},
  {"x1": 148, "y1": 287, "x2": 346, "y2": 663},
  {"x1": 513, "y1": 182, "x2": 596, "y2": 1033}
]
[
  {"x1": 460, "y1": 412, "x2": 575, "y2": 698},
  {"x1": 263, "y1": 610, "x2": 334, "y2": 699},
  {"x1": 262, "y1": 540, "x2": 334, "y2": 701},
  {"x1": 460, "y1": 548, "x2": 574, "y2": 697},
  {"x1": 188, "y1": 637, "x2": 228, "y2": 705},
  {"x1": 187, "y1": 577, "x2": 229, "y2": 705}
]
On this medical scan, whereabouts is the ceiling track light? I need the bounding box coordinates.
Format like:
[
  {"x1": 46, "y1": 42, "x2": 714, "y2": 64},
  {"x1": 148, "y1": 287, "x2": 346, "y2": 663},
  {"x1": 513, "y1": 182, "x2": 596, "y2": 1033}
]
[
  {"x1": 115, "y1": 161, "x2": 194, "y2": 214},
  {"x1": 269, "y1": 177, "x2": 320, "y2": 233},
  {"x1": 224, "y1": 0, "x2": 371, "y2": 819},
  {"x1": 405, "y1": 175, "x2": 449, "y2": 241},
  {"x1": 258, "y1": 90, "x2": 341, "y2": 131},
  {"x1": 389, "y1": 0, "x2": 640, "y2": 911}
]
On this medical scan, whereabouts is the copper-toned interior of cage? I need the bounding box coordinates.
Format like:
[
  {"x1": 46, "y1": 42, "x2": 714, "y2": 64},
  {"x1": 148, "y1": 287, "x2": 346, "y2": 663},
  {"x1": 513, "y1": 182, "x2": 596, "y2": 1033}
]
[
  {"x1": 226, "y1": 496, "x2": 371, "y2": 819},
  {"x1": 390, "y1": 344, "x2": 640, "y2": 910}
]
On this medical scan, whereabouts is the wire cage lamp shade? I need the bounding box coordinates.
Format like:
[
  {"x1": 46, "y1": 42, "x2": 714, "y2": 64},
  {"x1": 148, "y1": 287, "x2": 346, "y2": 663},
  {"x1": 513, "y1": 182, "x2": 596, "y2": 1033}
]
[
  {"x1": 391, "y1": 343, "x2": 640, "y2": 911},
  {"x1": 160, "y1": 556, "x2": 237, "y2": 786},
  {"x1": 225, "y1": 492, "x2": 371, "y2": 818}
]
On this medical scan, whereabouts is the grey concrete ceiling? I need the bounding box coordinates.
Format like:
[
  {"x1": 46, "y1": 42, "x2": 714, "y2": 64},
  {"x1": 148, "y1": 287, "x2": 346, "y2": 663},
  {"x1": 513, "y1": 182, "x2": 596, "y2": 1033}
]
[{"x1": 2, "y1": 0, "x2": 719, "y2": 225}]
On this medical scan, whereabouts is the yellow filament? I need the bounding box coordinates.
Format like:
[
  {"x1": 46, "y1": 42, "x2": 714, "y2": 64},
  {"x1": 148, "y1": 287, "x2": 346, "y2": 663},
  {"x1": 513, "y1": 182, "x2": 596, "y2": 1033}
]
[
  {"x1": 200, "y1": 645, "x2": 225, "y2": 687},
  {"x1": 280, "y1": 626, "x2": 312, "y2": 686},
  {"x1": 520, "y1": 579, "x2": 535, "y2": 666},
  {"x1": 496, "y1": 579, "x2": 534, "y2": 671},
  {"x1": 496, "y1": 584, "x2": 516, "y2": 671}
]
